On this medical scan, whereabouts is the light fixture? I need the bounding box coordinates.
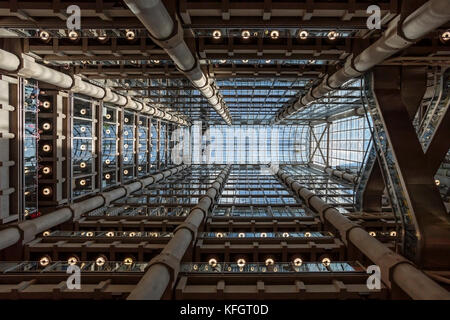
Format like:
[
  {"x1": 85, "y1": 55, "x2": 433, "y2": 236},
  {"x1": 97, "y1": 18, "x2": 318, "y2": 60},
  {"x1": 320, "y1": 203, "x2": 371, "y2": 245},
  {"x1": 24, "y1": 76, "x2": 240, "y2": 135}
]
[
  {"x1": 42, "y1": 166, "x2": 51, "y2": 174},
  {"x1": 97, "y1": 32, "x2": 108, "y2": 41},
  {"x1": 125, "y1": 29, "x2": 136, "y2": 40},
  {"x1": 123, "y1": 257, "x2": 134, "y2": 265},
  {"x1": 208, "y1": 258, "x2": 218, "y2": 267},
  {"x1": 105, "y1": 114, "x2": 111, "y2": 119},
  {"x1": 441, "y1": 31, "x2": 450, "y2": 42},
  {"x1": 238, "y1": 232, "x2": 245, "y2": 238},
  {"x1": 39, "y1": 30, "x2": 50, "y2": 41},
  {"x1": 42, "y1": 144, "x2": 51, "y2": 152},
  {"x1": 138, "y1": 166, "x2": 142, "y2": 171},
  {"x1": 260, "y1": 232, "x2": 267, "y2": 237},
  {"x1": 241, "y1": 30, "x2": 251, "y2": 39},
  {"x1": 67, "y1": 256, "x2": 79, "y2": 265},
  {"x1": 42, "y1": 187, "x2": 52, "y2": 196},
  {"x1": 95, "y1": 255, "x2": 107, "y2": 267},
  {"x1": 308, "y1": 60, "x2": 316, "y2": 64},
  {"x1": 212, "y1": 30, "x2": 222, "y2": 39},
  {"x1": 242, "y1": 59, "x2": 249, "y2": 63},
  {"x1": 298, "y1": 30, "x2": 309, "y2": 40},
  {"x1": 39, "y1": 255, "x2": 51, "y2": 267},
  {"x1": 123, "y1": 169, "x2": 129, "y2": 175},
  {"x1": 79, "y1": 179, "x2": 86, "y2": 186},
  {"x1": 216, "y1": 232, "x2": 224, "y2": 238},
  {"x1": 369, "y1": 231, "x2": 377, "y2": 237},
  {"x1": 80, "y1": 126, "x2": 86, "y2": 132},
  {"x1": 105, "y1": 159, "x2": 111, "y2": 165},
  {"x1": 80, "y1": 108, "x2": 86, "y2": 115},
  {"x1": 390, "y1": 231, "x2": 397, "y2": 237},
  {"x1": 124, "y1": 144, "x2": 128, "y2": 149},
  {"x1": 105, "y1": 173, "x2": 111, "y2": 180},
  {"x1": 42, "y1": 101, "x2": 51, "y2": 109},
  {"x1": 80, "y1": 162, "x2": 86, "y2": 168},
  {"x1": 322, "y1": 257, "x2": 331, "y2": 266},
  {"x1": 435, "y1": 179, "x2": 441, "y2": 186},
  {"x1": 219, "y1": 59, "x2": 227, "y2": 64},
  {"x1": 265, "y1": 59, "x2": 271, "y2": 64},
  {"x1": 304, "y1": 232, "x2": 311, "y2": 237},
  {"x1": 124, "y1": 118, "x2": 129, "y2": 123},
  {"x1": 293, "y1": 257, "x2": 303, "y2": 267},
  {"x1": 282, "y1": 232, "x2": 290, "y2": 238},
  {"x1": 80, "y1": 144, "x2": 86, "y2": 151},
  {"x1": 42, "y1": 231, "x2": 51, "y2": 237},
  {"x1": 105, "y1": 129, "x2": 111, "y2": 134},
  {"x1": 42, "y1": 123, "x2": 51, "y2": 130},
  {"x1": 265, "y1": 258, "x2": 275, "y2": 266},
  {"x1": 270, "y1": 30, "x2": 279, "y2": 39},
  {"x1": 327, "y1": 31, "x2": 338, "y2": 40},
  {"x1": 237, "y1": 258, "x2": 246, "y2": 267},
  {"x1": 106, "y1": 231, "x2": 114, "y2": 237},
  {"x1": 68, "y1": 30, "x2": 79, "y2": 41}
]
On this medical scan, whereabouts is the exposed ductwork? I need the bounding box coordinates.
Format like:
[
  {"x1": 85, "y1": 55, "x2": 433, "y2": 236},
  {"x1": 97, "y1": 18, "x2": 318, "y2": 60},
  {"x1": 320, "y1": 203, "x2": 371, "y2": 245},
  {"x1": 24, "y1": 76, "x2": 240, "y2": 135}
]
[
  {"x1": 274, "y1": 0, "x2": 450, "y2": 123},
  {"x1": 0, "y1": 49, "x2": 191, "y2": 126},
  {"x1": 124, "y1": 0, "x2": 232, "y2": 125}
]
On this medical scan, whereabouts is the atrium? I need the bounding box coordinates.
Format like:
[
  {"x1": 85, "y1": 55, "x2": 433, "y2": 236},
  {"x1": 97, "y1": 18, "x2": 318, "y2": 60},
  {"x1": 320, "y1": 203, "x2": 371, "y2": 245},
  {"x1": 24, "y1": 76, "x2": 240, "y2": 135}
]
[{"x1": 0, "y1": 0, "x2": 449, "y2": 302}]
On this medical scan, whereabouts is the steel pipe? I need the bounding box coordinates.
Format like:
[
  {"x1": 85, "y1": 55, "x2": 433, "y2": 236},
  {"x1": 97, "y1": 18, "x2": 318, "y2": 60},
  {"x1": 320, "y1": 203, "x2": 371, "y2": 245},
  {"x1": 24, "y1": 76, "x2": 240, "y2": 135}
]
[
  {"x1": 275, "y1": 0, "x2": 450, "y2": 123},
  {"x1": 127, "y1": 165, "x2": 231, "y2": 300},
  {"x1": 277, "y1": 169, "x2": 450, "y2": 299},
  {"x1": 0, "y1": 49, "x2": 20, "y2": 72}
]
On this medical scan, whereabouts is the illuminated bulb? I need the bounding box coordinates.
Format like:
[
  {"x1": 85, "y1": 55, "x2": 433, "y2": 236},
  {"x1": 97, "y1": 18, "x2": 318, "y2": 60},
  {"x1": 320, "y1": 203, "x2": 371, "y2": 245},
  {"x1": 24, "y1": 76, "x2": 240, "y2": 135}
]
[
  {"x1": 212, "y1": 30, "x2": 222, "y2": 39},
  {"x1": 80, "y1": 109, "x2": 86, "y2": 115},
  {"x1": 43, "y1": 101, "x2": 51, "y2": 109},
  {"x1": 322, "y1": 257, "x2": 331, "y2": 266},
  {"x1": 390, "y1": 231, "x2": 397, "y2": 237},
  {"x1": 39, "y1": 255, "x2": 51, "y2": 267},
  {"x1": 42, "y1": 166, "x2": 51, "y2": 174},
  {"x1": 193, "y1": 264, "x2": 198, "y2": 270},
  {"x1": 241, "y1": 30, "x2": 251, "y2": 39},
  {"x1": 441, "y1": 31, "x2": 450, "y2": 42},
  {"x1": 124, "y1": 118, "x2": 129, "y2": 123},
  {"x1": 282, "y1": 232, "x2": 290, "y2": 238},
  {"x1": 138, "y1": 121, "x2": 142, "y2": 125},
  {"x1": 105, "y1": 114, "x2": 111, "y2": 119},
  {"x1": 105, "y1": 129, "x2": 111, "y2": 134},
  {"x1": 238, "y1": 232, "x2": 245, "y2": 238},
  {"x1": 124, "y1": 144, "x2": 128, "y2": 149},
  {"x1": 42, "y1": 123, "x2": 51, "y2": 130},
  {"x1": 293, "y1": 258, "x2": 303, "y2": 267},
  {"x1": 80, "y1": 145, "x2": 86, "y2": 151},
  {"x1": 435, "y1": 179, "x2": 440, "y2": 186},
  {"x1": 123, "y1": 257, "x2": 133, "y2": 265},
  {"x1": 129, "y1": 232, "x2": 136, "y2": 237},
  {"x1": 138, "y1": 166, "x2": 142, "y2": 171},
  {"x1": 105, "y1": 173, "x2": 111, "y2": 180},
  {"x1": 39, "y1": 30, "x2": 50, "y2": 41},
  {"x1": 80, "y1": 126, "x2": 86, "y2": 132},
  {"x1": 265, "y1": 258, "x2": 275, "y2": 266},
  {"x1": 124, "y1": 157, "x2": 129, "y2": 161},
  {"x1": 97, "y1": 33, "x2": 107, "y2": 41},
  {"x1": 105, "y1": 159, "x2": 111, "y2": 165},
  {"x1": 270, "y1": 30, "x2": 279, "y2": 39},
  {"x1": 95, "y1": 256, "x2": 107, "y2": 266},
  {"x1": 42, "y1": 187, "x2": 52, "y2": 196},
  {"x1": 124, "y1": 131, "x2": 129, "y2": 136},
  {"x1": 67, "y1": 256, "x2": 79, "y2": 265},
  {"x1": 237, "y1": 258, "x2": 246, "y2": 267},
  {"x1": 216, "y1": 232, "x2": 224, "y2": 238},
  {"x1": 265, "y1": 59, "x2": 271, "y2": 64},
  {"x1": 85, "y1": 231, "x2": 94, "y2": 237},
  {"x1": 42, "y1": 144, "x2": 51, "y2": 152},
  {"x1": 152, "y1": 60, "x2": 160, "y2": 64},
  {"x1": 308, "y1": 60, "x2": 316, "y2": 64},
  {"x1": 369, "y1": 231, "x2": 376, "y2": 237},
  {"x1": 80, "y1": 162, "x2": 86, "y2": 168},
  {"x1": 220, "y1": 59, "x2": 227, "y2": 64},
  {"x1": 125, "y1": 29, "x2": 135, "y2": 40},
  {"x1": 42, "y1": 231, "x2": 51, "y2": 237},
  {"x1": 123, "y1": 170, "x2": 129, "y2": 175},
  {"x1": 298, "y1": 30, "x2": 308, "y2": 40},
  {"x1": 79, "y1": 179, "x2": 86, "y2": 186},
  {"x1": 242, "y1": 59, "x2": 248, "y2": 63},
  {"x1": 327, "y1": 31, "x2": 338, "y2": 40},
  {"x1": 260, "y1": 232, "x2": 267, "y2": 237},
  {"x1": 106, "y1": 231, "x2": 114, "y2": 237},
  {"x1": 68, "y1": 30, "x2": 79, "y2": 41},
  {"x1": 208, "y1": 258, "x2": 218, "y2": 267}
]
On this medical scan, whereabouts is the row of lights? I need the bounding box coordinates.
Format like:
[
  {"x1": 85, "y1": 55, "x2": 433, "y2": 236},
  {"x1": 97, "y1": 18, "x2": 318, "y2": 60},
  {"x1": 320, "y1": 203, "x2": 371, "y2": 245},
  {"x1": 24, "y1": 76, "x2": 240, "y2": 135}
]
[
  {"x1": 39, "y1": 255, "x2": 134, "y2": 267},
  {"x1": 201, "y1": 256, "x2": 332, "y2": 269},
  {"x1": 212, "y1": 29, "x2": 337, "y2": 41},
  {"x1": 218, "y1": 59, "x2": 316, "y2": 64}
]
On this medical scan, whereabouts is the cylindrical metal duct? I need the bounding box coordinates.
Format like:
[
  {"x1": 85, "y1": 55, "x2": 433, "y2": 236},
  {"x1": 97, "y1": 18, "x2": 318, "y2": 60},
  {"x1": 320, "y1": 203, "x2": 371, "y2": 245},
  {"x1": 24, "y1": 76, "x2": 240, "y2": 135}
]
[
  {"x1": 0, "y1": 49, "x2": 20, "y2": 72},
  {"x1": 18, "y1": 56, "x2": 73, "y2": 89},
  {"x1": 72, "y1": 76, "x2": 106, "y2": 99}
]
